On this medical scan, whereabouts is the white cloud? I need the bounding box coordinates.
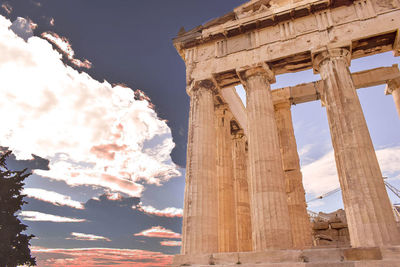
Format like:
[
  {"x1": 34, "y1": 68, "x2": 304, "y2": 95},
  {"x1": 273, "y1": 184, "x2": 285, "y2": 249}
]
[
  {"x1": 302, "y1": 150, "x2": 339, "y2": 196},
  {"x1": 67, "y1": 232, "x2": 111, "y2": 242},
  {"x1": 134, "y1": 226, "x2": 181, "y2": 239},
  {"x1": 136, "y1": 204, "x2": 183, "y2": 218},
  {"x1": 19, "y1": 211, "x2": 85, "y2": 222},
  {"x1": 0, "y1": 15, "x2": 181, "y2": 197},
  {"x1": 302, "y1": 146, "x2": 400, "y2": 197},
  {"x1": 160, "y1": 240, "x2": 181, "y2": 247},
  {"x1": 23, "y1": 188, "x2": 84, "y2": 209}
]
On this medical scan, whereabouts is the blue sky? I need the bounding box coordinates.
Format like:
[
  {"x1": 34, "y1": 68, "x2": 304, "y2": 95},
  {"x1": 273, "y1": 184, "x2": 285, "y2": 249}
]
[{"x1": 0, "y1": 0, "x2": 399, "y2": 266}]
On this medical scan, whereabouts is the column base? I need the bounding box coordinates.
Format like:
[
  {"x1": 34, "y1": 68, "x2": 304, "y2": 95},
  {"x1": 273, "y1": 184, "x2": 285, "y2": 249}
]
[{"x1": 171, "y1": 246, "x2": 400, "y2": 266}]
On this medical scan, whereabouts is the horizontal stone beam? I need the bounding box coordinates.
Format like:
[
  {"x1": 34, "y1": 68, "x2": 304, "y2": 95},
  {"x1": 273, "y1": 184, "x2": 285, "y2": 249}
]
[
  {"x1": 221, "y1": 65, "x2": 399, "y2": 134},
  {"x1": 272, "y1": 64, "x2": 400, "y2": 105},
  {"x1": 221, "y1": 87, "x2": 248, "y2": 135}
]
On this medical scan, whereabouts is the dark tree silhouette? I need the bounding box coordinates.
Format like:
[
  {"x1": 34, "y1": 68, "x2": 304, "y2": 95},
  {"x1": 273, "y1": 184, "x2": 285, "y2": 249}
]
[{"x1": 0, "y1": 151, "x2": 36, "y2": 267}]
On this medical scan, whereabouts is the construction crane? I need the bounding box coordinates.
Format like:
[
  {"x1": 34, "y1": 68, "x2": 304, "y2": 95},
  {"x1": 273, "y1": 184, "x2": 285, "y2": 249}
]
[
  {"x1": 307, "y1": 187, "x2": 341, "y2": 203},
  {"x1": 383, "y1": 177, "x2": 400, "y2": 199},
  {"x1": 308, "y1": 177, "x2": 400, "y2": 203},
  {"x1": 307, "y1": 177, "x2": 400, "y2": 222}
]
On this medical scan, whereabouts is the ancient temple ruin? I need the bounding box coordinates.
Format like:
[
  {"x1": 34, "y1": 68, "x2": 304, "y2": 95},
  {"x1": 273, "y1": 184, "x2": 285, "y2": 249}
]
[{"x1": 172, "y1": 0, "x2": 400, "y2": 265}]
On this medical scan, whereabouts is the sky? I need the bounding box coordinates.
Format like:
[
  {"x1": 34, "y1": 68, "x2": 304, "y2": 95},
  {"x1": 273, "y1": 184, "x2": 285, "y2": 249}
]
[{"x1": 0, "y1": 0, "x2": 399, "y2": 266}]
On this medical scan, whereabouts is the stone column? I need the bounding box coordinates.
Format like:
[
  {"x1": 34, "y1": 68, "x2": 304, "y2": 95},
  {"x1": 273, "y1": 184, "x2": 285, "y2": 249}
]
[
  {"x1": 313, "y1": 48, "x2": 400, "y2": 247},
  {"x1": 232, "y1": 130, "x2": 252, "y2": 252},
  {"x1": 274, "y1": 101, "x2": 312, "y2": 249},
  {"x1": 215, "y1": 105, "x2": 237, "y2": 253},
  {"x1": 181, "y1": 80, "x2": 218, "y2": 254},
  {"x1": 240, "y1": 66, "x2": 293, "y2": 250},
  {"x1": 385, "y1": 77, "x2": 400, "y2": 118}
]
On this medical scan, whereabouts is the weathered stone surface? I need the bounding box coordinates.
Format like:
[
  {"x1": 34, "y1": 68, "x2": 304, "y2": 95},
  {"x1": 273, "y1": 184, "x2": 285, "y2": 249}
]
[
  {"x1": 215, "y1": 105, "x2": 237, "y2": 253},
  {"x1": 385, "y1": 77, "x2": 400, "y2": 118},
  {"x1": 241, "y1": 66, "x2": 293, "y2": 250},
  {"x1": 343, "y1": 247, "x2": 382, "y2": 261},
  {"x1": 313, "y1": 222, "x2": 329, "y2": 230},
  {"x1": 181, "y1": 82, "x2": 218, "y2": 255},
  {"x1": 331, "y1": 223, "x2": 348, "y2": 229},
  {"x1": 175, "y1": 0, "x2": 400, "y2": 81},
  {"x1": 313, "y1": 47, "x2": 400, "y2": 247},
  {"x1": 232, "y1": 130, "x2": 252, "y2": 252},
  {"x1": 275, "y1": 101, "x2": 312, "y2": 249},
  {"x1": 171, "y1": 246, "x2": 400, "y2": 266},
  {"x1": 174, "y1": 0, "x2": 400, "y2": 264}
]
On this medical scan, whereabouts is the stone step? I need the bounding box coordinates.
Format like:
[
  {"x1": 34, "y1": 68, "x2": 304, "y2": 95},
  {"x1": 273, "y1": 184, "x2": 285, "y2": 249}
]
[
  {"x1": 172, "y1": 246, "x2": 400, "y2": 267},
  {"x1": 194, "y1": 260, "x2": 400, "y2": 267}
]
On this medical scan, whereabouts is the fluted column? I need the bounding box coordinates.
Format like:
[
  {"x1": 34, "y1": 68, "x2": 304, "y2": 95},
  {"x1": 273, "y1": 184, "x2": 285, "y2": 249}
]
[
  {"x1": 385, "y1": 77, "x2": 400, "y2": 118},
  {"x1": 216, "y1": 105, "x2": 237, "y2": 252},
  {"x1": 240, "y1": 66, "x2": 293, "y2": 250},
  {"x1": 274, "y1": 101, "x2": 312, "y2": 249},
  {"x1": 181, "y1": 80, "x2": 218, "y2": 254},
  {"x1": 232, "y1": 130, "x2": 252, "y2": 252},
  {"x1": 313, "y1": 48, "x2": 400, "y2": 247}
]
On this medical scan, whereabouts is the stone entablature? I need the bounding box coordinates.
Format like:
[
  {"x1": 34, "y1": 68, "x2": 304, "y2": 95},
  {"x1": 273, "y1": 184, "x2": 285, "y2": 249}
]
[{"x1": 174, "y1": 0, "x2": 399, "y2": 84}]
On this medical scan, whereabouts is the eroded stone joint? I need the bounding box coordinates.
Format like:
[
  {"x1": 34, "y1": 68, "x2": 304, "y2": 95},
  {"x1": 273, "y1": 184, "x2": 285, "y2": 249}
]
[
  {"x1": 312, "y1": 48, "x2": 351, "y2": 74},
  {"x1": 274, "y1": 100, "x2": 291, "y2": 111},
  {"x1": 231, "y1": 129, "x2": 244, "y2": 140}
]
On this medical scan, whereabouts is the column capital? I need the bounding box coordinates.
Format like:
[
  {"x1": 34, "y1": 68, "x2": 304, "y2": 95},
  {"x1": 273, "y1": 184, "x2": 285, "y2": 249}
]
[
  {"x1": 312, "y1": 47, "x2": 351, "y2": 74},
  {"x1": 237, "y1": 63, "x2": 276, "y2": 84},
  {"x1": 187, "y1": 79, "x2": 218, "y2": 96},
  {"x1": 385, "y1": 77, "x2": 400, "y2": 95},
  {"x1": 394, "y1": 29, "x2": 400, "y2": 57}
]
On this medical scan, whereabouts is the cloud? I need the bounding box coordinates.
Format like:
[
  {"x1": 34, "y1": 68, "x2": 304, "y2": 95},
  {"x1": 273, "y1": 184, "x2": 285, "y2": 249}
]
[
  {"x1": 9, "y1": 17, "x2": 34, "y2": 41},
  {"x1": 136, "y1": 204, "x2": 183, "y2": 218},
  {"x1": 302, "y1": 146, "x2": 400, "y2": 196},
  {"x1": 49, "y1": 17, "x2": 55, "y2": 26},
  {"x1": 66, "y1": 232, "x2": 111, "y2": 242},
  {"x1": 41, "y1": 31, "x2": 92, "y2": 69},
  {"x1": 134, "y1": 226, "x2": 181, "y2": 239},
  {"x1": 32, "y1": 247, "x2": 173, "y2": 267},
  {"x1": 0, "y1": 15, "x2": 181, "y2": 197},
  {"x1": 23, "y1": 188, "x2": 84, "y2": 209},
  {"x1": 1, "y1": 3, "x2": 12, "y2": 14},
  {"x1": 160, "y1": 240, "x2": 181, "y2": 247},
  {"x1": 19, "y1": 211, "x2": 86, "y2": 222}
]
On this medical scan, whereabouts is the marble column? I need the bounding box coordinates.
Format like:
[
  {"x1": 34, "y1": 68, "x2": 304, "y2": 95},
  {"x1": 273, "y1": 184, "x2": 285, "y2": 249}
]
[
  {"x1": 240, "y1": 66, "x2": 293, "y2": 250},
  {"x1": 232, "y1": 130, "x2": 252, "y2": 252},
  {"x1": 313, "y1": 48, "x2": 400, "y2": 247},
  {"x1": 385, "y1": 77, "x2": 400, "y2": 118},
  {"x1": 215, "y1": 105, "x2": 237, "y2": 252},
  {"x1": 274, "y1": 101, "x2": 312, "y2": 249},
  {"x1": 181, "y1": 80, "x2": 218, "y2": 254}
]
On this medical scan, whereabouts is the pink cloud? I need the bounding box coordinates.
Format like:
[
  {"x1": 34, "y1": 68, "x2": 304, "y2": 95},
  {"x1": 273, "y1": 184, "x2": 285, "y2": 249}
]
[
  {"x1": 160, "y1": 240, "x2": 181, "y2": 247},
  {"x1": 136, "y1": 204, "x2": 183, "y2": 218},
  {"x1": 41, "y1": 31, "x2": 92, "y2": 69},
  {"x1": 134, "y1": 226, "x2": 181, "y2": 239},
  {"x1": 90, "y1": 143, "x2": 127, "y2": 160},
  {"x1": 1, "y1": 3, "x2": 12, "y2": 14},
  {"x1": 32, "y1": 247, "x2": 173, "y2": 267}
]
